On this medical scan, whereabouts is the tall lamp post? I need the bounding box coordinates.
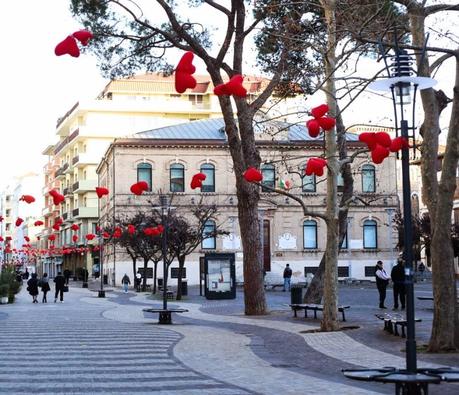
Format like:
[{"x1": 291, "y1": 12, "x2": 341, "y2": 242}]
[
  {"x1": 159, "y1": 194, "x2": 169, "y2": 323},
  {"x1": 343, "y1": 46, "x2": 459, "y2": 392}
]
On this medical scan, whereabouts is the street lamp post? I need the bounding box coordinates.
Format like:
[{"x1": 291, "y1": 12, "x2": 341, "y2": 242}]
[
  {"x1": 159, "y1": 194, "x2": 169, "y2": 322},
  {"x1": 343, "y1": 44, "x2": 459, "y2": 392},
  {"x1": 98, "y1": 229, "x2": 105, "y2": 298}
]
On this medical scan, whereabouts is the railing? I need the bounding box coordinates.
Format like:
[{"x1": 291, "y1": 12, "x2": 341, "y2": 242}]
[
  {"x1": 72, "y1": 155, "x2": 79, "y2": 165},
  {"x1": 63, "y1": 186, "x2": 73, "y2": 196},
  {"x1": 62, "y1": 212, "x2": 68, "y2": 221}
]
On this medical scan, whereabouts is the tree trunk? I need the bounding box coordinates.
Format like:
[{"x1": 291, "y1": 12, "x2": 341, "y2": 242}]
[
  {"x1": 153, "y1": 261, "x2": 158, "y2": 294},
  {"x1": 429, "y1": 58, "x2": 459, "y2": 351},
  {"x1": 176, "y1": 255, "x2": 186, "y2": 301},
  {"x1": 141, "y1": 257, "x2": 148, "y2": 292}
]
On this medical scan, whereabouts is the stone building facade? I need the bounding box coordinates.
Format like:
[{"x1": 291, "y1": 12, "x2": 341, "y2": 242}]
[{"x1": 97, "y1": 119, "x2": 400, "y2": 286}]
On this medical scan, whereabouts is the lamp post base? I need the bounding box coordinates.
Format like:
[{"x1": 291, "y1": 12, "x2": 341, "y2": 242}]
[
  {"x1": 98, "y1": 290, "x2": 105, "y2": 298},
  {"x1": 158, "y1": 311, "x2": 172, "y2": 324}
]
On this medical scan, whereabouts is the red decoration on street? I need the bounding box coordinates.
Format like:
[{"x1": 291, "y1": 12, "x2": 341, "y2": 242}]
[
  {"x1": 305, "y1": 157, "x2": 327, "y2": 177},
  {"x1": 389, "y1": 136, "x2": 409, "y2": 152},
  {"x1": 72, "y1": 30, "x2": 93, "y2": 46},
  {"x1": 85, "y1": 233, "x2": 96, "y2": 241},
  {"x1": 311, "y1": 104, "x2": 329, "y2": 119},
  {"x1": 95, "y1": 187, "x2": 109, "y2": 198},
  {"x1": 130, "y1": 181, "x2": 149, "y2": 195},
  {"x1": 71, "y1": 224, "x2": 80, "y2": 231},
  {"x1": 72, "y1": 235, "x2": 78, "y2": 243},
  {"x1": 306, "y1": 119, "x2": 321, "y2": 138},
  {"x1": 49, "y1": 189, "x2": 65, "y2": 205},
  {"x1": 15, "y1": 218, "x2": 24, "y2": 227},
  {"x1": 55, "y1": 217, "x2": 63, "y2": 225},
  {"x1": 306, "y1": 104, "x2": 336, "y2": 138},
  {"x1": 52, "y1": 224, "x2": 60, "y2": 231},
  {"x1": 375, "y1": 132, "x2": 392, "y2": 148},
  {"x1": 48, "y1": 235, "x2": 56, "y2": 241},
  {"x1": 243, "y1": 167, "x2": 263, "y2": 183},
  {"x1": 157, "y1": 224, "x2": 164, "y2": 233},
  {"x1": 127, "y1": 224, "x2": 136, "y2": 235},
  {"x1": 103, "y1": 232, "x2": 110, "y2": 239},
  {"x1": 318, "y1": 117, "x2": 336, "y2": 131},
  {"x1": 24, "y1": 236, "x2": 30, "y2": 242},
  {"x1": 359, "y1": 132, "x2": 377, "y2": 150},
  {"x1": 19, "y1": 195, "x2": 35, "y2": 204},
  {"x1": 0, "y1": 236, "x2": 3, "y2": 242},
  {"x1": 214, "y1": 75, "x2": 247, "y2": 97},
  {"x1": 371, "y1": 144, "x2": 390, "y2": 164},
  {"x1": 143, "y1": 227, "x2": 155, "y2": 236},
  {"x1": 191, "y1": 173, "x2": 207, "y2": 189},
  {"x1": 175, "y1": 51, "x2": 197, "y2": 93},
  {"x1": 55, "y1": 35, "x2": 80, "y2": 57},
  {"x1": 0, "y1": 216, "x2": 3, "y2": 222},
  {"x1": 113, "y1": 227, "x2": 122, "y2": 238},
  {"x1": 34, "y1": 220, "x2": 44, "y2": 226}
]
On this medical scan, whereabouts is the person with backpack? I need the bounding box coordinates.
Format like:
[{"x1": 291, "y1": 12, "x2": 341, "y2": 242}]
[
  {"x1": 40, "y1": 273, "x2": 51, "y2": 303},
  {"x1": 375, "y1": 261, "x2": 390, "y2": 309},
  {"x1": 283, "y1": 264, "x2": 293, "y2": 292},
  {"x1": 54, "y1": 272, "x2": 66, "y2": 303}
]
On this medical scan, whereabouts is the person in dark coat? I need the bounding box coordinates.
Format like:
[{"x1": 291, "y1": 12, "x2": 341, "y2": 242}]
[
  {"x1": 27, "y1": 273, "x2": 39, "y2": 303},
  {"x1": 23, "y1": 269, "x2": 29, "y2": 280},
  {"x1": 63, "y1": 269, "x2": 71, "y2": 285},
  {"x1": 40, "y1": 273, "x2": 51, "y2": 303},
  {"x1": 375, "y1": 261, "x2": 390, "y2": 309},
  {"x1": 54, "y1": 272, "x2": 66, "y2": 303},
  {"x1": 391, "y1": 259, "x2": 406, "y2": 310}
]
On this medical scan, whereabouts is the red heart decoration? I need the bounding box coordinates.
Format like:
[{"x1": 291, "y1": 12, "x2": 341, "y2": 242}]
[
  {"x1": 305, "y1": 158, "x2": 327, "y2": 177},
  {"x1": 113, "y1": 227, "x2": 122, "y2": 238},
  {"x1": 359, "y1": 132, "x2": 377, "y2": 150},
  {"x1": 71, "y1": 224, "x2": 79, "y2": 231},
  {"x1": 54, "y1": 35, "x2": 80, "y2": 57},
  {"x1": 20, "y1": 195, "x2": 35, "y2": 204},
  {"x1": 190, "y1": 173, "x2": 207, "y2": 189},
  {"x1": 72, "y1": 30, "x2": 93, "y2": 46},
  {"x1": 55, "y1": 217, "x2": 63, "y2": 225},
  {"x1": 72, "y1": 235, "x2": 79, "y2": 243},
  {"x1": 371, "y1": 144, "x2": 390, "y2": 164},
  {"x1": 48, "y1": 235, "x2": 56, "y2": 241},
  {"x1": 306, "y1": 119, "x2": 321, "y2": 138},
  {"x1": 95, "y1": 187, "x2": 109, "y2": 199},
  {"x1": 318, "y1": 117, "x2": 336, "y2": 131},
  {"x1": 243, "y1": 167, "x2": 263, "y2": 182},
  {"x1": 157, "y1": 224, "x2": 164, "y2": 233},
  {"x1": 0, "y1": 216, "x2": 3, "y2": 222},
  {"x1": 389, "y1": 137, "x2": 409, "y2": 152},
  {"x1": 85, "y1": 234, "x2": 96, "y2": 241},
  {"x1": 103, "y1": 232, "x2": 110, "y2": 239},
  {"x1": 311, "y1": 104, "x2": 329, "y2": 119},
  {"x1": 130, "y1": 181, "x2": 149, "y2": 195},
  {"x1": 15, "y1": 218, "x2": 24, "y2": 227},
  {"x1": 34, "y1": 220, "x2": 44, "y2": 226},
  {"x1": 49, "y1": 189, "x2": 65, "y2": 205},
  {"x1": 127, "y1": 224, "x2": 136, "y2": 235},
  {"x1": 144, "y1": 227, "x2": 154, "y2": 236},
  {"x1": 214, "y1": 75, "x2": 247, "y2": 97},
  {"x1": 24, "y1": 236, "x2": 30, "y2": 242},
  {"x1": 375, "y1": 132, "x2": 392, "y2": 148},
  {"x1": 175, "y1": 52, "x2": 197, "y2": 93}
]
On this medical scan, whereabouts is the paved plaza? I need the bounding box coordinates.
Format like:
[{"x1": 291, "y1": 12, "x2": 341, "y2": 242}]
[{"x1": 0, "y1": 280, "x2": 457, "y2": 394}]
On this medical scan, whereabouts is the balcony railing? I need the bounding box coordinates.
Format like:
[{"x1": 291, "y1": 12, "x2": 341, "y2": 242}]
[
  {"x1": 62, "y1": 212, "x2": 68, "y2": 221},
  {"x1": 73, "y1": 153, "x2": 101, "y2": 168},
  {"x1": 63, "y1": 186, "x2": 73, "y2": 196},
  {"x1": 72, "y1": 207, "x2": 98, "y2": 219},
  {"x1": 73, "y1": 179, "x2": 97, "y2": 193},
  {"x1": 72, "y1": 155, "x2": 79, "y2": 165}
]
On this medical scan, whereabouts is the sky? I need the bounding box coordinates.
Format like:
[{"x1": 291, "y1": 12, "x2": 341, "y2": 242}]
[{"x1": 0, "y1": 1, "x2": 456, "y2": 192}]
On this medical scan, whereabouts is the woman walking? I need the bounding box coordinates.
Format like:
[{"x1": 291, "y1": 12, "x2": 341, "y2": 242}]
[
  {"x1": 40, "y1": 273, "x2": 51, "y2": 303},
  {"x1": 27, "y1": 273, "x2": 39, "y2": 304}
]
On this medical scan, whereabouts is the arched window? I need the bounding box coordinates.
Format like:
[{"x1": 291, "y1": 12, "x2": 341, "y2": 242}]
[
  {"x1": 137, "y1": 163, "x2": 152, "y2": 191},
  {"x1": 363, "y1": 219, "x2": 377, "y2": 249},
  {"x1": 202, "y1": 220, "x2": 216, "y2": 249},
  {"x1": 362, "y1": 164, "x2": 376, "y2": 193},
  {"x1": 200, "y1": 163, "x2": 215, "y2": 192},
  {"x1": 170, "y1": 163, "x2": 185, "y2": 192},
  {"x1": 303, "y1": 220, "x2": 317, "y2": 249},
  {"x1": 261, "y1": 164, "x2": 275, "y2": 192},
  {"x1": 302, "y1": 174, "x2": 316, "y2": 192}
]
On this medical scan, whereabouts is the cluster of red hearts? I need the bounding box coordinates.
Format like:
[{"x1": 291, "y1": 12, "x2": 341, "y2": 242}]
[
  {"x1": 306, "y1": 104, "x2": 336, "y2": 138},
  {"x1": 55, "y1": 30, "x2": 93, "y2": 58},
  {"x1": 358, "y1": 132, "x2": 409, "y2": 164}
]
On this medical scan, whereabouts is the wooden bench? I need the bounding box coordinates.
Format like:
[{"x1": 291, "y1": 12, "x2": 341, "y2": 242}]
[
  {"x1": 417, "y1": 296, "x2": 434, "y2": 301},
  {"x1": 143, "y1": 308, "x2": 188, "y2": 324},
  {"x1": 375, "y1": 313, "x2": 422, "y2": 337},
  {"x1": 290, "y1": 303, "x2": 351, "y2": 322}
]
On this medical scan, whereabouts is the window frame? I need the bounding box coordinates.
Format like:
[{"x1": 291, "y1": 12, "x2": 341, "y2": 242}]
[
  {"x1": 361, "y1": 164, "x2": 376, "y2": 193},
  {"x1": 137, "y1": 163, "x2": 152, "y2": 192},
  {"x1": 200, "y1": 163, "x2": 215, "y2": 193},
  {"x1": 261, "y1": 164, "x2": 275, "y2": 192},
  {"x1": 202, "y1": 219, "x2": 216, "y2": 249},
  {"x1": 170, "y1": 163, "x2": 185, "y2": 193},
  {"x1": 363, "y1": 219, "x2": 378, "y2": 249},
  {"x1": 303, "y1": 220, "x2": 318, "y2": 249},
  {"x1": 302, "y1": 173, "x2": 316, "y2": 193}
]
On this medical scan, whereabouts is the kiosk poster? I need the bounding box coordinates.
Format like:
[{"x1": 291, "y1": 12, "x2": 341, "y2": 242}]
[{"x1": 207, "y1": 259, "x2": 231, "y2": 293}]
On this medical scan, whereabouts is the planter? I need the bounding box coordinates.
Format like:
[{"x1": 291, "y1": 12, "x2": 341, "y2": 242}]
[
  {"x1": 0, "y1": 296, "x2": 8, "y2": 304},
  {"x1": 7, "y1": 294, "x2": 15, "y2": 304}
]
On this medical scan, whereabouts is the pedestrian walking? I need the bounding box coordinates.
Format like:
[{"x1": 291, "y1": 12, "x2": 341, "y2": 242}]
[
  {"x1": 121, "y1": 274, "x2": 131, "y2": 293},
  {"x1": 23, "y1": 268, "x2": 29, "y2": 280},
  {"x1": 418, "y1": 262, "x2": 426, "y2": 281},
  {"x1": 40, "y1": 273, "x2": 51, "y2": 303},
  {"x1": 375, "y1": 260, "x2": 390, "y2": 309},
  {"x1": 135, "y1": 272, "x2": 142, "y2": 292},
  {"x1": 283, "y1": 264, "x2": 292, "y2": 292},
  {"x1": 391, "y1": 259, "x2": 406, "y2": 310},
  {"x1": 27, "y1": 273, "x2": 39, "y2": 304},
  {"x1": 54, "y1": 272, "x2": 66, "y2": 303},
  {"x1": 63, "y1": 269, "x2": 71, "y2": 285}
]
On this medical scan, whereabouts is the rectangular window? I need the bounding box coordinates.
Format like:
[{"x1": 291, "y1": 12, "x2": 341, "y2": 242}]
[
  {"x1": 302, "y1": 174, "x2": 316, "y2": 192},
  {"x1": 303, "y1": 221, "x2": 317, "y2": 249},
  {"x1": 202, "y1": 221, "x2": 216, "y2": 249}
]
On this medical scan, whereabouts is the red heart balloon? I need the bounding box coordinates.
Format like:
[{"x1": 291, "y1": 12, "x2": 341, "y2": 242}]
[
  {"x1": 54, "y1": 35, "x2": 80, "y2": 57},
  {"x1": 85, "y1": 234, "x2": 96, "y2": 241},
  {"x1": 389, "y1": 136, "x2": 409, "y2": 152},
  {"x1": 48, "y1": 235, "x2": 56, "y2": 241},
  {"x1": 72, "y1": 30, "x2": 93, "y2": 46},
  {"x1": 175, "y1": 71, "x2": 197, "y2": 93},
  {"x1": 127, "y1": 225, "x2": 136, "y2": 235},
  {"x1": 371, "y1": 144, "x2": 390, "y2": 164},
  {"x1": 34, "y1": 220, "x2": 44, "y2": 226},
  {"x1": 318, "y1": 117, "x2": 336, "y2": 131},
  {"x1": 191, "y1": 173, "x2": 207, "y2": 189},
  {"x1": 20, "y1": 195, "x2": 35, "y2": 204},
  {"x1": 375, "y1": 132, "x2": 392, "y2": 148},
  {"x1": 95, "y1": 187, "x2": 109, "y2": 199},
  {"x1": 306, "y1": 119, "x2": 321, "y2": 138},
  {"x1": 15, "y1": 218, "x2": 24, "y2": 227},
  {"x1": 305, "y1": 158, "x2": 327, "y2": 177},
  {"x1": 243, "y1": 167, "x2": 263, "y2": 182},
  {"x1": 176, "y1": 51, "x2": 196, "y2": 74},
  {"x1": 311, "y1": 104, "x2": 329, "y2": 119},
  {"x1": 214, "y1": 75, "x2": 247, "y2": 97},
  {"x1": 71, "y1": 224, "x2": 79, "y2": 231},
  {"x1": 359, "y1": 132, "x2": 377, "y2": 150},
  {"x1": 72, "y1": 235, "x2": 79, "y2": 243}
]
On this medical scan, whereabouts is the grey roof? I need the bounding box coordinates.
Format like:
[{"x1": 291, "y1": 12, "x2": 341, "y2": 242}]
[{"x1": 135, "y1": 118, "x2": 359, "y2": 142}]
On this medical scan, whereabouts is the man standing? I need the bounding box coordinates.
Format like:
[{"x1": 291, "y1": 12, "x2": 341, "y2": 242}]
[
  {"x1": 391, "y1": 259, "x2": 406, "y2": 310},
  {"x1": 54, "y1": 271, "x2": 66, "y2": 303},
  {"x1": 121, "y1": 274, "x2": 131, "y2": 293},
  {"x1": 375, "y1": 261, "x2": 390, "y2": 309},
  {"x1": 63, "y1": 269, "x2": 71, "y2": 285},
  {"x1": 283, "y1": 264, "x2": 293, "y2": 292}
]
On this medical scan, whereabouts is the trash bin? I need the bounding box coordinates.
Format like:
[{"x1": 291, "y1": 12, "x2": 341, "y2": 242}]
[
  {"x1": 103, "y1": 275, "x2": 108, "y2": 285},
  {"x1": 291, "y1": 285, "x2": 303, "y2": 304},
  {"x1": 158, "y1": 278, "x2": 163, "y2": 289},
  {"x1": 181, "y1": 280, "x2": 188, "y2": 296}
]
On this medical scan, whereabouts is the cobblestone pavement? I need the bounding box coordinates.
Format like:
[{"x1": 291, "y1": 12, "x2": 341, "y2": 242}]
[{"x1": 0, "y1": 280, "x2": 457, "y2": 395}]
